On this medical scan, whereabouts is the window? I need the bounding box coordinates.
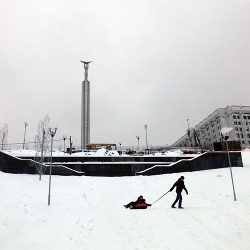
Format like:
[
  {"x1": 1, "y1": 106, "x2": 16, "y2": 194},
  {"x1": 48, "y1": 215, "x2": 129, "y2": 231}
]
[
  {"x1": 237, "y1": 134, "x2": 240, "y2": 138},
  {"x1": 239, "y1": 128, "x2": 242, "y2": 132},
  {"x1": 235, "y1": 127, "x2": 238, "y2": 131},
  {"x1": 247, "y1": 134, "x2": 250, "y2": 138},
  {"x1": 246, "y1": 128, "x2": 249, "y2": 131},
  {"x1": 234, "y1": 121, "x2": 237, "y2": 125},
  {"x1": 242, "y1": 141, "x2": 245, "y2": 144},
  {"x1": 238, "y1": 122, "x2": 241, "y2": 125},
  {"x1": 233, "y1": 115, "x2": 236, "y2": 119},
  {"x1": 243, "y1": 116, "x2": 247, "y2": 119},
  {"x1": 248, "y1": 116, "x2": 250, "y2": 119},
  {"x1": 241, "y1": 134, "x2": 244, "y2": 138},
  {"x1": 237, "y1": 115, "x2": 240, "y2": 119},
  {"x1": 211, "y1": 123, "x2": 214, "y2": 128}
]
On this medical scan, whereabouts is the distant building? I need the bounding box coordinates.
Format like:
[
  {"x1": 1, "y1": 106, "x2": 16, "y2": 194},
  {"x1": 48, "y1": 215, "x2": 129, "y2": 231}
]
[{"x1": 171, "y1": 105, "x2": 250, "y2": 149}]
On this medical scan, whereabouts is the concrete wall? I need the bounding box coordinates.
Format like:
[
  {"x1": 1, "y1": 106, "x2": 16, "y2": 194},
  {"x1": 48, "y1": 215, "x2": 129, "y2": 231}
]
[
  {"x1": 0, "y1": 151, "x2": 37, "y2": 174},
  {"x1": 136, "y1": 152, "x2": 243, "y2": 175},
  {"x1": 0, "y1": 151, "x2": 243, "y2": 177},
  {"x1": 19, "y1": 155, "x2": 191, "y2": 163}
]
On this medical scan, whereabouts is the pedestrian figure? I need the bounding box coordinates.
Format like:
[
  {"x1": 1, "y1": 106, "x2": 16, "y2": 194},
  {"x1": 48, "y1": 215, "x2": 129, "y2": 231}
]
[{"x1": 170, "y1": 176, "x2": 188, "y2": 209}]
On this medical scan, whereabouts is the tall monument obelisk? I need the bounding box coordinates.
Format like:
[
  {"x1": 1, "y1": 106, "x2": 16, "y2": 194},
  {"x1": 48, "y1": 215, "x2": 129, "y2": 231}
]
[{"x1": 80, "y1": 60, "x2": 92, "y2": 149}]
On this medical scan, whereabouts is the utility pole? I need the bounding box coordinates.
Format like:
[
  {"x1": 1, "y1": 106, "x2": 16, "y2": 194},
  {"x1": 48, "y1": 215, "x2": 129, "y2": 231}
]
[
  {"x1": 23, "y1": 122, "x2": 28, "y2": 149},
  {"x1": 136, "y1": 135, "x2": 140, "y2": 152},
  {"x1": 144, "y1": 125, "x2": 148, "y2": 149}
]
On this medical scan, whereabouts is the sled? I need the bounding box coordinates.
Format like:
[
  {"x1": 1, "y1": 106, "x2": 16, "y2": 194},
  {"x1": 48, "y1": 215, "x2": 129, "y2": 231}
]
[{"x1": 133, "y1": 203, "x2": 148, "y2": 209}]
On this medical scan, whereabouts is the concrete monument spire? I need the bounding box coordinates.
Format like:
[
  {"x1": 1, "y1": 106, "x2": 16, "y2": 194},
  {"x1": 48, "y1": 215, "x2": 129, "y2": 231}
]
[{"x1": 80, "y1": 60, "x2": 92, "y2": 149}]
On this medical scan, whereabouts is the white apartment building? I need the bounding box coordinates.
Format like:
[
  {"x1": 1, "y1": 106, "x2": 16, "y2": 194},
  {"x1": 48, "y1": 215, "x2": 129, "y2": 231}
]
[{"x1": 171, "y1": 105, "x2": 250, "y2": 149}]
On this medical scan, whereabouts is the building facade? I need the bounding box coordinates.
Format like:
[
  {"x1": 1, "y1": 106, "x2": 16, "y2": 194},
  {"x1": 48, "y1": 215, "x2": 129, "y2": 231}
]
[{"x1": 171, "y1": 105, "x2": 250, "y2": 149}]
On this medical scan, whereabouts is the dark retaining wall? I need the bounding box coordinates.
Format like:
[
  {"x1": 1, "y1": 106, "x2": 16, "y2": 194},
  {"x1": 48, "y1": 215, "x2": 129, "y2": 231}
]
[
  {"x1": 136, "y1": 152, "x2": 243, "y2": 175},
  {"x1": 0, "y1": 152, "x2": 38, "y2": 174},
  {"x1": 19, "y1": 155, "x2": 191, "y2": 163},
  {"x1": 0, "y1": 151, "x2": 243, "y2": 177}
]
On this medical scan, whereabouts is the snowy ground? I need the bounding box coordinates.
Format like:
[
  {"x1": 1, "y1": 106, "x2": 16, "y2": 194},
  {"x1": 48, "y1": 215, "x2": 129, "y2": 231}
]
[
  {"x1": 4, "y1": 148, "x2": 186, "y2": 157},
  {"x1": 1, "y1": 152, "x2": 250, "y2": 250}
]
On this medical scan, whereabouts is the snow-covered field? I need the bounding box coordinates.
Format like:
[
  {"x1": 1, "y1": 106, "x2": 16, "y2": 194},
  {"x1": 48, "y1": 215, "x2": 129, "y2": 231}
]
[
  {"x1": 1, "y1": 152, "x2": 250, "y2": 250},
  {"x1": 4, "y1": 148, "x2": 186, "y2": 157}
]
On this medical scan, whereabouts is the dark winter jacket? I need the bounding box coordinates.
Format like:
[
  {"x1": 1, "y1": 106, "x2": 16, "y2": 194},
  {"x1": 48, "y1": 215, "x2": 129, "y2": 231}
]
[
  {"x1": 170, "y1": 178, "x2": 188, "y2": 194},
  {"x1": 136, "y1": 197, "x2": 150, "y2": 206}
]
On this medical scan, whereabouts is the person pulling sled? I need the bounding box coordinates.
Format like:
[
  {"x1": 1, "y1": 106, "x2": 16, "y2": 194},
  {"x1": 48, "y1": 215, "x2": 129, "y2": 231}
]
[
  {"x1": 169, "y1": 176, "x2": 188, "y2": 209},
  {"x1": 124, "y1": 195, "x2": 152, "y2": 209}
]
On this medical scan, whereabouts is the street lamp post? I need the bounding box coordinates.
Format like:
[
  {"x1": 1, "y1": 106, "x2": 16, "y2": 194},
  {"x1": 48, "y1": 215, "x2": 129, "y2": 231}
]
[
  {"x1": 47, "y1": 123, "x2": 59, "y2": 206},
  {"x1": 221, "y1": 127, "x2": 237, "y2": 201},
  {"x1": 23, "y1": 122, "x2": 28, "y2": 150},
  {"x1": 1, "y1": 131, "x2": 5, "y2": 151},
  {"x1": 144, "y1": 125, "x2": 148, "y2": 150},
  {"x1": 136, "y1": 135, "x2": 140, "y2": 152},
  {"x1": 39, "y1": 129, "x2": 45, "y2": 181},
  {"x1": 63, "y1": 135, "x2": 67, "y2": 154}
]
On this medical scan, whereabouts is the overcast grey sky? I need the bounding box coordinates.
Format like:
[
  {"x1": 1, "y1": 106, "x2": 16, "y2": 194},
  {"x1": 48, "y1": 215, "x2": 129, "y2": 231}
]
[{"x1": 1, "y1": 0, "x2": 250, "y2": 149}]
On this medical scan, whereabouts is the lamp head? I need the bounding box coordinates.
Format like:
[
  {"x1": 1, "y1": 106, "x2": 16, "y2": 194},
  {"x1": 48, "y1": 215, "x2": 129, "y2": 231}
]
[
  {"x1": 47, "y1": 123, "x2": 59, "y2": 137},
  {"x1": 220, "y1": 127, "x2": 233, "y2": 134},
  {"x1": 220, "y1": 127, "x2": 234, "y2": 141}
]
